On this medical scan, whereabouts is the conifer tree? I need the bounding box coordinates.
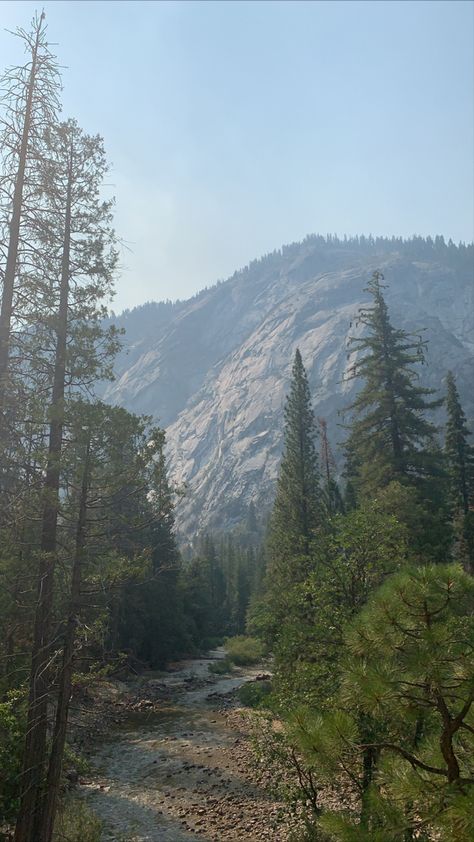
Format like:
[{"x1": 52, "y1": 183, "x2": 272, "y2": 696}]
[
  {"x1": 344, "y1": 271, "x2": 441, "y2": 497},
  {"x1": 318, "y1": 416, "x2": 344, "y2": 515},
  {"x1": 116, "y1": 426, "x2": 184, "y2": 668},
  {"x1": 245, "y1": 501, "x2": 259, "y2": 538},
  {"x1": 445, "y1": 371, "x2": 473, "y2": 516},
  {"x1": 343, "y1": 272, "x2": 450, "y2": 559},
  {"x1": 270, "y1": 349, "x2": 321, "y2": 573},
  {"x1": 292, "y1": 564, "x2": 474, "y2": 841},
  {"x1": 275, "y1": 499, "x2": 408, "y2": 709},
  {"x1": 445, "y1": 370, "x2": 474, "y2": 570},
  {"x1": 264, "y1": 349, "x2": 321, "y2": 642},
  {"x1": 40, "y1": 405, "x2": 181, "y2": 840},
  {"x1": 0, "y1": 13, "x2": 60, "y2": 405},
  {"x1": 15, "y1": 120, "x2": 118, "y2": 842},
  {"x1": 202, "y1": 534, "x2": 226, "y2": 634},
  {"x1": 0, "y1": 14, "x2": 61, "y2": 533},
  {"x1": 40, "y1": 423, "x2": 92, "y2": 842}
]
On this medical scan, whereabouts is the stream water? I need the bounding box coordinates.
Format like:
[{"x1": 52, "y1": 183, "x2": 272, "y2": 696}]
[{"x1": 80, "y1": 651, "x2": 280, "y2": 842}]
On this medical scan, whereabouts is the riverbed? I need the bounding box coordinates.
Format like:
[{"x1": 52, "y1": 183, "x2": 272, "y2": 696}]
[{"x1": 80, "y1": 651, "x2": 288, "y2": 841}]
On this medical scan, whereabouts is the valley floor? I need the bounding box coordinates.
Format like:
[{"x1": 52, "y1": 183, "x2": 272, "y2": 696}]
[{"x1": 78, "y1": 651, "x2": 292, "y2": 841}]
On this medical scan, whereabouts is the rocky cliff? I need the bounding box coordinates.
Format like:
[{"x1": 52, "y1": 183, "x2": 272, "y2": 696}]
[{"x1": 102, "y1": 236, "x2": 474, "y2": 540}]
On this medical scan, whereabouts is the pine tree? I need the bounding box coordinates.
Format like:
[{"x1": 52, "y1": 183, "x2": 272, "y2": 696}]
[
  {"x1": 0, "y1": 13, "x2": 60, "y2": 406},
  {"x1": 40, "y1": 404, "x2": 183, "y2": 840},
  {"x1": 343, "y1": 271, "x2": 451, "y2": 560},
  {"x1": 40, "y1": 422, "x2": 92, "y2": 842},
  {"x1": 265, "y1": 349, "x2": 321, "y2": 641},
  {"x1": 344, "y1": 271, "x2": 442, "y2": 497},
  {"x1": 0, "y1": 14, "x2": 61, "y2": 534},
  {"x1": 292, "y1": 564, "x2": 474, "y2": 841},
  {"x1": 445, "y1": 371, "x2": 474, "y2": 571},
  {"x1": 271, "y1": 349, "x2": 320, "y2": 561},
  {"x1": 15, "y1": 120, "x2": 119, "y2": 842},
  {"x1": 276, "y1": 498, "x2": 408, "y2": 709},
  {"x1": 445, "y1": 371, "x2": 473, "y2": 516},
  {"x1": 318, "y1": 417, "x2": 344, "y2": 515},
  {"x1": 117, "y1": 426, "x2": 184, "y2": 668},
  {"x1": 201, "y1": 534, "x2": 226, "y2": 635},
  {"x1": 246, "y1": 501, "x2": 258, "y2": 537}
]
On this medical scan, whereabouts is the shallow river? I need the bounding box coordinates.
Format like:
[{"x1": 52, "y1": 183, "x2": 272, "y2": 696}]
[{"x1": 80, "y1": 652, "x2": 280, "y2": 842}]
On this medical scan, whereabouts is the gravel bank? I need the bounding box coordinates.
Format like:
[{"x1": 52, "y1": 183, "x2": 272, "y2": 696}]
[{"x1": 78, "y1": 652, "x2": 295, "y2": 841}]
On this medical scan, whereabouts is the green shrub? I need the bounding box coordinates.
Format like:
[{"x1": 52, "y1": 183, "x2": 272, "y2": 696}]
[
  {"x1": 53, "y1": 798, "x2": 102, "y2": 842},
  {"x1": 237, "y1": 679, "x2": 272, "y2": 708},
  {"x1": 208, "y1": 657, "x2": 233, "y2": 675},
  {"x1": 225, "y1": 635, "x2": 265, "y2": 665}
]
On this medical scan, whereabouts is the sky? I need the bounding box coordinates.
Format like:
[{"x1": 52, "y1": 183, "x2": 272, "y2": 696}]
[{"x1": 0, "y1": 0, "x2": 472, "y2": 312}]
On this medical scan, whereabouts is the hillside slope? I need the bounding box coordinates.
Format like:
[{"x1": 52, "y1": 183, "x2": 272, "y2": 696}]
[{"x1": 103, "y1": 236, "x2": 474, "y2": 539}]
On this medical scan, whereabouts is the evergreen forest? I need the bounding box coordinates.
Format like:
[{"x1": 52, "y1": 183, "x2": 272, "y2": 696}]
[{"x1": 0, "y1": 13, "x2": 473, "y2": 842}]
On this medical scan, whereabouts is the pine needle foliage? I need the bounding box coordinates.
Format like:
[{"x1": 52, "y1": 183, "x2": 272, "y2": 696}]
[
  {"x1": 444, "y1": 371, "x2": 474, "y2": 571},
  {"x1": 263, "y1": 349, "x2": 322, "y2": 647},
  {"x1": 445, "y1": 371, "x2": 473, "y2": 515},
  {"x1": 268, "y1": 348, "x2": 321, "y2": 585},
  {"x1": 344, "y1": 271, "x2": 442, "y2": 497},
  {"x1": 290, "y1": 564, "x2": 474, "y2": 841},
  {"x1": 271, "y1": 498, "x2": 408, "y2": 709}
]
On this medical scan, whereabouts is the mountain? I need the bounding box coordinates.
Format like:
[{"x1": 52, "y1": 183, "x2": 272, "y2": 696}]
[{"x1": 102, "y1": 235, "x2": 474, "y2": 541}]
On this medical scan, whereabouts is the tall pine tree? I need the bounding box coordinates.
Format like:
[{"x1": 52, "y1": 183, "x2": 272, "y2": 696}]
[
  {"x1": 0, "y1": 13, "x2": 60, "y2": 405},
  {"x1": 343, "y1": 271, "x2": 451, "y2": 561},
  {"x1": 445, "y1": 370, "x2": 474, "y2": 571},
  {"x1": 318, "y1": 416, "x2": 344, "y2": 515},
  {"x1": 14, "y1": 119, "x2": 118, "y2": 842},
  {"x1": 344, "y1": 271, "x2": 441, "y2": 497},
  {"x1": 270, "y1": 350, "x2": 321, "y2": 571},
  {"x1": 264, "y1": 349, "x2": 321, "y2": 642},
  {"x1": 445, "y1": 371, "x2": 473, "y2": 516}
]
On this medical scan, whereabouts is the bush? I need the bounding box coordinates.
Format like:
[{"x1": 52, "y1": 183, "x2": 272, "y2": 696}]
[
  {"x1": 237, "y1": 679, "x2": 272, "y2": 708},
  {"x1": 53, "y1": 798, "x2": 102, "y2": 842},
  {"x1": 225, "y1": 635, "x2": 265, "y2": 665},
  {"x1": 208, "y1": 657, "x2": 233, "y2": 675},
  {"x1": 293, "y1": 564, "x2": 474, "y2": 841}
]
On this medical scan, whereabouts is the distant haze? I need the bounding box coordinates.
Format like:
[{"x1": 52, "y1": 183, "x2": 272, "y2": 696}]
[{"x1": 0, "y1": 0, "x2": 472, "y2": 311}]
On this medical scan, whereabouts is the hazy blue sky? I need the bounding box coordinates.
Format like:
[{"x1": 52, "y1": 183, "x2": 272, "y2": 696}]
[{"x1": 0, "y1": 0, "x2": 472, "y2": 311}]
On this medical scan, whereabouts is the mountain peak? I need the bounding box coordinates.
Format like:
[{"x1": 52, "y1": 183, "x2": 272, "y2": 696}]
[{"x1": 103, "y1": 235, "x2": 474, "y2": 539}]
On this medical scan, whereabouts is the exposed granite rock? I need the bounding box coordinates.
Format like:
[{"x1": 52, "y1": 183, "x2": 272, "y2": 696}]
[{"x1": 102, "y1": 238, "x2": 474, "y2": 540}]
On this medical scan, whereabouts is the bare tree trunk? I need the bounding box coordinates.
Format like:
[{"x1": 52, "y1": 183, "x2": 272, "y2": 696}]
[
  {"x1": 15, "y1": 143, "x2": 73, "y2": 842},
  {"x1": 0, "y1": 20, "x2": 42, "y2": 409},
  {"x1": 39, "y1": 437, "x2": 90, "y2": 842}
]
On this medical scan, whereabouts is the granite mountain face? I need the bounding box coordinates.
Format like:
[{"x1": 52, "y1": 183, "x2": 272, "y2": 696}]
[{"x1": 102, "y1": 236, "x2": 474, "y2": 541}]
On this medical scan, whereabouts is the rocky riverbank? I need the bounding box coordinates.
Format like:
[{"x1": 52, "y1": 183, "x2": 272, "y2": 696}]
[{"x1": 75, "y1": 651, "x2": 298, "y2": 841}]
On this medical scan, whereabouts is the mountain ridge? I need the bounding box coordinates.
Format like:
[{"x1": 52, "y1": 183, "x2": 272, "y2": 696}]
[{"x1": 103, "y1": 235, "x2": 474, "y2": 540}]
